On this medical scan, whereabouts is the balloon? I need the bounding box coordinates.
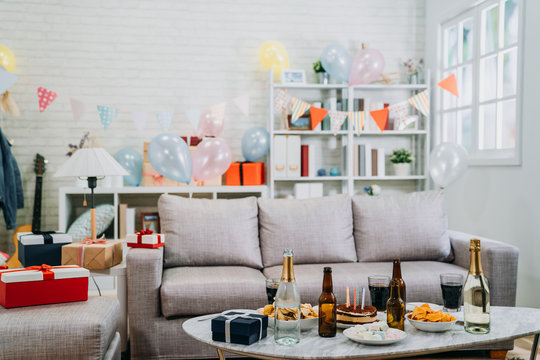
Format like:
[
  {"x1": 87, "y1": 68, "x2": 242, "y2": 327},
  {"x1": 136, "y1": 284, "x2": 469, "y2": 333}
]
[
  {"x1": 320, "y1": 44, "x2": 351, "y2": 83},
  {"x1": 241, "y1": 126, "x2": 270, "y2": 162},
  {"x1": 114, "y1": 148, "x2": 143, "y2": 186},
  {"x1": 0, "y1": 45, "x2": 16, "y2": 73},
  {"x1": 259, "y1": 41, "x2": 290, "y2": 76},
  {"x1": 350, "y1": 48, "x2": 385, "y2": 85},
  {"x1": 148, "y1": 133, "x2": 192, "y2": 184},
  {"x1": 192, "y1": 137, "x2": 232, "y2": 182},
  {"x1": 429, "y1": 143, "x2": 469, "y2": 188},
  {"x1": 197, "y1": 107, "x2": 224, "y2": 137}
]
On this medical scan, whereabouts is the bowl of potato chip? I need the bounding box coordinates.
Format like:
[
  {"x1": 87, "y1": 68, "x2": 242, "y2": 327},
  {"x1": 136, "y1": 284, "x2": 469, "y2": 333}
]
[
  {"x1": 406, "y1": 303, "x2": 457, "y2": 332},
  {"x1": 258, "y1": 303, "x2": 318, "y2": 331}
]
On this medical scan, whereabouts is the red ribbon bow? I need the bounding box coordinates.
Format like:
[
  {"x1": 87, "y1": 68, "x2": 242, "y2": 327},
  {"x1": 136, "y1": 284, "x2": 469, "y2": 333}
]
[
  {"x1": 143, "y1": 172, "x2": 164, "y2": 186},
  {"x1": 0, "y1": 264, "x2": 73, "y2": 281},
  {"x1": 137, "y1": 228, "x2": 154, "y2": 235},
  {"x1": 82, "y1": 238, "x2": 107, "y2": 245}
]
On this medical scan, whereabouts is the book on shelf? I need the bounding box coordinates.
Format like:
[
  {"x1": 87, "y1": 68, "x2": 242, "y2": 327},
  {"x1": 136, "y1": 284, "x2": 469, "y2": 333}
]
[
  {"x1": 126, "y1": 208, "x2": 136, "y2": 237},
  {"x1": 359, "y1": 144, "x2": 366, "y2": 177},
  {"x1": 353, "y1": 144, "x2": 359, "y2": 177},
  {"x1": 301, "y1": 145, "x2": 309, "y2": 177},
  {"x1": 364, "y1": 143, "x2": 372, "y2": 177},
  {"x1": 118, "y1": 204, "x2": 128, "y2": 239},
  {"x1": 377, "y1": 148, "x2": 386, "y2": 177},
  {"x1": 371, "y1": 149, "x2": 378, "y2": 176},
  {"x1": 274, "y1": 135, "x2": 287, "y2": 178}
]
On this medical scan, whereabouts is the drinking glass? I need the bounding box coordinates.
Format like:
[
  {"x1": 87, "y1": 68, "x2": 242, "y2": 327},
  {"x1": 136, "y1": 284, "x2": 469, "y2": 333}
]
[
  {"x1": 440, "y1": 273, "x2": 464, "y2": 312},
  {"x1": 368, "y1": 275, "x2": 390, "y2": 312},
  {"x1": 266, "y1": 278, "x2": 280, "y2": 304}
]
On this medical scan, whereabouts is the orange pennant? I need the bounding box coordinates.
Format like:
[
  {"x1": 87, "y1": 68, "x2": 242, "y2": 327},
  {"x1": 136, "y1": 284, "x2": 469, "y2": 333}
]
[
  {"x1": 310, "y1": 106, "x2": 328, "y2": 130},
  {"x1": 438, "y1": 73, "x2": 459, "y2": 97},
  {"x1": 370, "y1": 108, "x2": 389, "y2": 132}
]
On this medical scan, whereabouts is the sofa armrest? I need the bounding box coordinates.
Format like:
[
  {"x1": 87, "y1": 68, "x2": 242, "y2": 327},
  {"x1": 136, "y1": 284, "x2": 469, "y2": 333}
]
[{"x1": 449, "y1": 230, "x2": 519, "y2": 306}]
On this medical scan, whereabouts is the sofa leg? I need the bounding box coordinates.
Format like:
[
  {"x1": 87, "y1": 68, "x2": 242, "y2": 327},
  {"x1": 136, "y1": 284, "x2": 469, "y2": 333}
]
[
  {"x1": 217, "y1": 348, "x2": 226, "y2": 360},
  {"x1": 489, "y1": 350, "x2": 508, "y2": 359}
]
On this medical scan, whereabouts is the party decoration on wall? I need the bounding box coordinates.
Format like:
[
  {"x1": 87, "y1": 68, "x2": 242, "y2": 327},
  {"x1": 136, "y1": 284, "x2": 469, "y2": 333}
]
[
  {"x1": 350, "y1": 47, "x2": 385, "y2": 85},
  {"x1": 370, "y1": 107, "x2": 389, "y2": 132},
  {"x1": 156, "y1": 111, "x2": 173, "y2": 132},
  {"x1": 185, "y1": 108, "x2": 201, "y2": 132},
  {"x1": 97, "y1": 105, "x2": 117, "y2": 130},
  {"x1": 329, "y1": 111, "x2": 347, "y2": 133},
  {"x1": 0, "y1": 67, "x2": 18, "y2": 94},
  {"x1": 132, "y1": 111, "x2": 149, "y2": 132},
  {"x1": 408, "y1": 90, "x2": 430, "y2": 116},
  {"x1": 320, "y1": 44, "x2": 351, "y2": 83},
  {"x1": 233, "y1": 94, "x2": 250, "y2": 117},
  {"x1": 349, "y1": 111, "x2": 365, "y2": 135},
  {"x1": 259, "y1": 41, "x2": 290, "y2": 76},
  {"x1": 438, "y1": 73, "x2": 459, "y2": 97},
  {"x1": 148, "y1": 133, "x2": 191, "y2": 184},
  {"x1": 388, "y1": 101, "x2": 410, "y2": 130},
  {"x1": 197, "y1": 102, "x2": 226, "y2": 137},
  {"x1": 1, "y1": 91, "x2": 20, "y2": 117},
  {"x1": 241, "y1": 126, "x2": 270, "y2": 162},
  {"x1": 192, "y1": 137, "x2": 232, "y2": 182},
  {"x1": 37, "y1": 87, "x2": 57, "y2": 112},
  {"x1": 310, "y1": 106, "x2": 328, "y2": 130},
  {"x1": 430, "y1": 142, "x2": 468, "y2": 188},
  {"x1": 274, "y1": 89, "x2": 291, "y2": 112},
  {"x1": 114, "y1": 148, "x2": 143, "y2": 186},
  {"x1": 290, "y1": 97, "x2": 309, "y2": 123},
  {"x1": 0, "y1": 45, "x2": 16, "y2": 73},
  {"x1": 70, "y1": 98, "x2": 87, "y2": 123}
]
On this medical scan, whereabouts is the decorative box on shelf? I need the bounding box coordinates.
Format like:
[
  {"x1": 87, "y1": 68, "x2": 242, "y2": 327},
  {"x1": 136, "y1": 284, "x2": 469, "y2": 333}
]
[
  {"x1": 142, "y1": 163, "x2": 180, "y2": 187},
  {"x1": 127, "y1": 229, "x2": 164, "y2": 249},
  {"x1": 17, "y1": 232, "x2": 72, "y2": 267},
  {"x1": 62, "y1": 239, "x2": 123, "y2": 270},
  {"x1": 211, "y1": 311, "x2": 268, "y2": 345},
  {"x1": 225, "y1": 162, "x2": 265, "y2": 186},
  {"x1": 0, "y1": 264, "x2": 89, "y2": 308}
]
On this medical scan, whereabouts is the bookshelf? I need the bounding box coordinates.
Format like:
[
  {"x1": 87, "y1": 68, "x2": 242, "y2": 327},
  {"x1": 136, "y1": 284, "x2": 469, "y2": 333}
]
[{"x1": 267, "y1": 69, "x2": 431, "y2": 198}]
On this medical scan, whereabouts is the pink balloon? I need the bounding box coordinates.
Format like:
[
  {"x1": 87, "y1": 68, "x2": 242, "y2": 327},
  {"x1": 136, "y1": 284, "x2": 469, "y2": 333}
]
[
  {"x1": 197, "y1": 108, "x2": 224, "y2": 137},
  {"x1": 350, "y1": 48, "x2": 385, "y2": 85},
  {"x1": 192, "y1": 137, "x2": 232, "y2": 182}
]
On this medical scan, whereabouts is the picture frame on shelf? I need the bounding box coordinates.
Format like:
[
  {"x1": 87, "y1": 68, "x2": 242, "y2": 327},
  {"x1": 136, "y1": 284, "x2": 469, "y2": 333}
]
[
  {"x1": 141, "y1": 212, "x2": 160, "y2": 233},
  {"x1": 281, "y1": 69, "x2": 306, "y2": 84},
  {"x1": 287, "y1": 114, "x2": 311, "y2": 130}
]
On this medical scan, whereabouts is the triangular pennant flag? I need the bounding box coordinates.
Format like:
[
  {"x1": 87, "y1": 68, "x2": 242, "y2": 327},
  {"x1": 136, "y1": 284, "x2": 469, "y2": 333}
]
[
  {"x1": 97, "y1": 105, "x2": 117, "y2": 130},
  {"x1": 349, "y1": 111, "x2": 365, "y2": 135},
  {"x1": 290, "y1": 98, "x2": 309, "y2": 123},
  {"x1": 210, "y1": 102, "x2": 227, "y2": 123},
  {"x1": 70, "y1": 99, "x2": 87, "y2": 123},
  {"x1": 370, "y1": 107, "x2": 389, "y2": 132},
  {"x1": 0, "y1": 67, "x2": 18, "y2": 94},
  {"x1": 185, "y1": 108, "x2": 200, "y2": 132},
  {"x1": 233, "y1": 94, "x2": 250, "y2": 117},
  {"x1": 37, "y1": 87, "x2": 57, "y2": 112},
  {"x1": 310, "y1": 106, "x2": 328, "y2": 130},
  {"x1": 438, "y1": 73, "x2": 459, "y2": 97},
  {"x1": 156, "y1": 111, "x2": 173, "y2": 132},
  {"x1": 132, "y1": 111, "x2": 149, "y2": 132},
  {"x1": 329, "y1": 111, "x2": 348, "y2": 133},
  {"x1": 408, "y1": 90, "x2": 430, "y2": 117},
  {"x1": 274, "y1": 89, "x2": 291, "y2": 112}
]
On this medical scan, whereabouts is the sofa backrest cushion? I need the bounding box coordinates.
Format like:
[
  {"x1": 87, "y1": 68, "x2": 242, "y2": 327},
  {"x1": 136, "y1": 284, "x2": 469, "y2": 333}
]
[
  {"x1": 158, "y1": 194, "x2": 263, "y2": 269},
  {"x1": 351, "y1": 190, "x2": 452, "y2": 262},
  {"x1": 258, "y1": 195, "x2": 357, "y2": 268}
]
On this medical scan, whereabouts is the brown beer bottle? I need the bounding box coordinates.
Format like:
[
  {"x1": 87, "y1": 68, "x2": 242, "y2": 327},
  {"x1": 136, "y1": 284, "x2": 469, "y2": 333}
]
[
  {"x1": 392, "y1": 258, "x2": 406, "y2": 305},
  {"x1": 386, "y1": 279, "x2": 405, "y2": 330},
  {"x1": 318, "y1": 267, "x2": 336, "y2": 337}
]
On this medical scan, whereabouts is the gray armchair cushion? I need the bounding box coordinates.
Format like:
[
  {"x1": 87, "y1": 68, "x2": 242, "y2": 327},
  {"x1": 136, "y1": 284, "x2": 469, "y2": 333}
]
[
  {"x1": 258, "y1": 195, "x2": 357, "y2": 268},
  {"x1": 352, "y1": 190, "x2": 452, "y2": 262},
  {"x1": 158, "y1": 195, "x2": 263, "y2": 269}
]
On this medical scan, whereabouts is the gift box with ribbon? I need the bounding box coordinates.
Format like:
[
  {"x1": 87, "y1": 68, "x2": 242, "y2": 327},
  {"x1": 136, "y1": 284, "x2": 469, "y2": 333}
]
[
  {"x1": 126, "y1": 229, "x2": 165, "y2": 249},
  {"x1": 211, "y1": 311, "x2": 268, "y2": 345},
  {"x1": 0, "y1": 264, "x2": 89, "y2": 308},
  {"x1": 225, "y1": 162, "x2": 265, "y2": 186},
  {"x1": 17, "y1": 231, "x2": 72, "y2": 267},
  {"x1": 61, "y1": 239, "x2": 123, "y2": 270}
]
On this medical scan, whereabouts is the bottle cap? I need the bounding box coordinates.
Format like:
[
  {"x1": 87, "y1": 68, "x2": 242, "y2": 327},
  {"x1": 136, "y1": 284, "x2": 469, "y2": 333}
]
[
  {"x1": 469, "y1": 239, "x2": 481, "y2": 250},
  {"x1": 323, "y1": 267, "x2": 332, "y2": 273}
]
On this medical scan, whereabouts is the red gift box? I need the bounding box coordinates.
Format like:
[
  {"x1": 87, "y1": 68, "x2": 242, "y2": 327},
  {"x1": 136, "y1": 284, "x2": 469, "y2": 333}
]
[
  {"x1": 127, "y1": 229, "x2": 164, "y2": 249},
  {"x1": 225, "y1": 162, "x2": 265, "y2": 186},
  {"x1": 0, "y1": 264, "x2": 89, "y2": 308}
]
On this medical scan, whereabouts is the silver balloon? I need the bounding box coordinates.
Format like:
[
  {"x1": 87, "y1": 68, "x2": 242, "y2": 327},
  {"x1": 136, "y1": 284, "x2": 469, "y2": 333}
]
[
  {"x1": 241, "y1": 126, "x2": 270, "y2": 162},
  {"x1": 429, "y1": 143, "x2": 468, "y2": 188},
  {"x1": 148, "y1": 133, "x2": 192, "y2": 184},
  {"x1": 114, "y1": 148, "x2": 142, "y2": 186}
]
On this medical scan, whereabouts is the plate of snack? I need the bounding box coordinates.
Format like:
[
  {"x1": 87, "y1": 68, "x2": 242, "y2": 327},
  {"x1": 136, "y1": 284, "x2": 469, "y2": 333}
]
[
  {"x1": 406, "y1": 303, "x2": 457, "y2": 332},
  {"x1": 336, "y1": 304, "x2": 384, "y2": 329},
  {"x1": 343, "y1": 322, "x2": 407, "y2": 345},
  {"x1": 258, "y1": 303, "x2": 318, "y2": 331}
]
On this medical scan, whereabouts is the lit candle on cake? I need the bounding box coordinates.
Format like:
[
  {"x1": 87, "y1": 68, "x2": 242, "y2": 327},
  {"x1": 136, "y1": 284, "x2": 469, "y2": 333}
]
[
  {"x1": 354, "y1": 288, "x2": 357, "y2": 310},
  {"x1": 346, "y1": 286, "x2": 350, "y2": 307}
]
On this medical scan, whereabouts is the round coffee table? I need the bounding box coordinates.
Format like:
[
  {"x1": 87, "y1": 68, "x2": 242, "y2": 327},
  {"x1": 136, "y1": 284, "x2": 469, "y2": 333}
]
[{"x1": 183, "y1": 306, "x2": 540, "y2": 360}]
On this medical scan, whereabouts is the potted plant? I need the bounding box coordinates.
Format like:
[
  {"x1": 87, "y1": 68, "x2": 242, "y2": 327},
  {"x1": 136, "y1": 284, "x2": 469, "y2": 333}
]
[
  {"x1": 313, "y1": 60, "x2": 329, "y2": 84},
  {"x1": 390, "y1": 148, "x2": 413, "y2": 176}
]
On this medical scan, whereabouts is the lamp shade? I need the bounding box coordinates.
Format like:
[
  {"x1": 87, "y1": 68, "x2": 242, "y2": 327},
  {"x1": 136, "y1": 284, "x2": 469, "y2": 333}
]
[{"x1": 54, "y1": 148, "x2": 129, "y2": 178}]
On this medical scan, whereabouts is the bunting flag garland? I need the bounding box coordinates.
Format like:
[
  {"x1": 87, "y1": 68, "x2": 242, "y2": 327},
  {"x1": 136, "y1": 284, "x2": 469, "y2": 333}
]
[
  {"x1": 0, "y1": 67, "x2": 18, "y2": 94},
  {"x1": 70, "y1": 98, "x2": 87, "y2": 123},
  {"x1": 408, "y1": 90, "x2": 430, "y2": 117},
  {"x1": 329, "y1": 111, "x2": 347, "y2": 133},
  {"x1": 310, "y1": 106, "x2": 328, "y2": 130},
  {"x1": 438, "y1": 73, "x2": 459, "y2": 97},
  {"x1": 210, "y1": 102, "x2": 227, "y2": 123},
  {"x1": 97, "y1": 105, "x2": 117, "y2": 130},
  {"x1": 370, "y1": 107, "x2": 389, "y2": 132},
  {"x1": 233, "y1": 94, "x2": 250, "y2": 117},
  {"x1": 185, "y1": 108, "x2": 200, "y2": 132},
  {"x1": 274, "y1": 89, "x2": 291, "y2": 112},
  {"x1": 349, "y1": 111, "x2": 365, "y2": 135},
  {"x1": 290, "y1": 98, "x2": 309, "y2": 123},
  {"x1": 132, "y1": 111, "x2": 149, "y2": 133},
  {"x1": 156, "y1": 111, "x2": 173, "y2": 132},
  {"x1": 37, "y1": 87, "x2": 57, "y2": 112}
]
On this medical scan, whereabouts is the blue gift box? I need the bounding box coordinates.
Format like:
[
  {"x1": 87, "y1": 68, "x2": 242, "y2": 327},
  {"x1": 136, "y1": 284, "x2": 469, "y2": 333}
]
[
  {"x1": 211, "y1": 311, "x2": 268, "y2": 345},
  {"x1": 17, "y1": 232, "x2": 72, "y2": 267}
]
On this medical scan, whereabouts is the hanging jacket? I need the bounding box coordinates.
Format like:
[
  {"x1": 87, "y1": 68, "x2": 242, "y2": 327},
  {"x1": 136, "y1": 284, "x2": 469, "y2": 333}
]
[{"x1": 0, "y1": 129, "x2": 23, "y2": 229}]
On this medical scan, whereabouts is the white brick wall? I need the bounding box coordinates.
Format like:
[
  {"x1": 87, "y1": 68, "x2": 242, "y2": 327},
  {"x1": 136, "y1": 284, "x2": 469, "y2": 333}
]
[{"x1": 0, "y1": 0, "x2": 424, "y2": 249}]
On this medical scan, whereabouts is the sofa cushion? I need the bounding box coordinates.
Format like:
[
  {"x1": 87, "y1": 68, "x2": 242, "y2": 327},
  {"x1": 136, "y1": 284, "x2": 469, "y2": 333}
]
[
  {"x1": 352, "y1": 190, "x2": 452, "y2": 262},
  {"x1": 160, "y1": 266, "x2": 267, "y2": 317},
  {"x1": 263, "y1": 261, "x2": 468, "y2": 306},
  {"x1": 258, "y1": 195, "x2": 357, "y2": 268},
  {"x1": 158, "y1": 195, "x2": 263, "y2": 268}
]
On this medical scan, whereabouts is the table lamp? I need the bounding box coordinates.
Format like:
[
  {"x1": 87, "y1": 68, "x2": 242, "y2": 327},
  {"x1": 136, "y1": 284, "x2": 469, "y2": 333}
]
[{"x1": 55, "y1": 148, "x2": 128, "y2": 240}]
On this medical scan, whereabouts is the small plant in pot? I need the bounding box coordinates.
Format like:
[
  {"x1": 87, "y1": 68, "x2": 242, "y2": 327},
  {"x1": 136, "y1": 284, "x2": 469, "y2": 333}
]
[
  {"x1": 390, "y1": 148, "x2": 413, "y2": 176},
  {"x1": 313, "y1": 60, "x2": 329, "y2": 84}
]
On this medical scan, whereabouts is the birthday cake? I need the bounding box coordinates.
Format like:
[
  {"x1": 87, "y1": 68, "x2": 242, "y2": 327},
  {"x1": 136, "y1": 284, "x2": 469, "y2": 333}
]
[{"x1": 336, "y1": 304, "x2": 378, "y2": 325}]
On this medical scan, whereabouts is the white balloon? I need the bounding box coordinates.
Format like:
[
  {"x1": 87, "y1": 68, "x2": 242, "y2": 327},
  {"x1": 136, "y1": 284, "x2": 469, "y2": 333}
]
[{"x1": 429, "y1": 143, "x2": 468, "y2": 188}]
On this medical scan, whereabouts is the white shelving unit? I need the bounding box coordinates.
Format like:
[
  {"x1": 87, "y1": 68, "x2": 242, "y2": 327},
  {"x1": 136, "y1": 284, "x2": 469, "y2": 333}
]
[{"x1": 267, "y1": 69, "x2": 431, "y2": 198}]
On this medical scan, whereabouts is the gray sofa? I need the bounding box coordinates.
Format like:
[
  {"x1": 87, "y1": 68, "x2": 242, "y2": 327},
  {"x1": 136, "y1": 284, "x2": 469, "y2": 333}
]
[{"x1": 127, "y1": 191, "x2": 519, "y2": 359}]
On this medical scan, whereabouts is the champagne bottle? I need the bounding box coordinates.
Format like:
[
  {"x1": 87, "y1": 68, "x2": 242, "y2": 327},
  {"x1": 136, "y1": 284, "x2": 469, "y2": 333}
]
[
  {"x1": 392, "y1": 258, "x2": 406, "y2": 305},
  {"x1": 386, "y1": 279, "x2": 405, "y2": 330},
  {"x1": 274, "y1": 249, "x2": 301, "y2": 345},
  {"x1": 464, "y1": 239, "x2": 490, "y2": 334},
  {"x1": 318, "y1": 267, "x2": 336, "y2": 337}
]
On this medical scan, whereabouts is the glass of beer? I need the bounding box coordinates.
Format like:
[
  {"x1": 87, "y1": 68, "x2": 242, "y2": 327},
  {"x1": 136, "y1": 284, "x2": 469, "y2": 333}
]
[
  {"x1": 265, "y1": 278, "x2": 280, "y2": 304},
  {"x1": 440, "y1": 273, "x2": 464, "y2": 312},
  {"x1": 368, "y1": 275, "x2": 390, "y2": 312}
]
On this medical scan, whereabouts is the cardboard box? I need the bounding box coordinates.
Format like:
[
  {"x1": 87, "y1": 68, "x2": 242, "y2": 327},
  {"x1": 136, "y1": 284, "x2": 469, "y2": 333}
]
[
  {"x1": 225, "y1": 162, "x2": 265, "y2": 186},
  {"x1": 17, "y1": 232, "x2": 72, "y2": 267},
  {"x1": 286, "y1": 135, "x2": 301, "y2": 178},
  {"x1": 127, "y1": 230, "x2": 164, "y2": 249},
  {"x1": 61, "y1": 240, "x2": 123, "y2": 270},
  {"x1": 211, "y1": 311, "x2": 268, "y2": 345},
  {"x1": 273, "y1": 135, "x2": 287, "y2": 178}
]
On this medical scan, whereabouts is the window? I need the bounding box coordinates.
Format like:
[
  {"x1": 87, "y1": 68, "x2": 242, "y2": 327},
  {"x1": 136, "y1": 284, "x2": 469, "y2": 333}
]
[{"x1": 438, "y1": 0, "x2": 521, "y2": 165}]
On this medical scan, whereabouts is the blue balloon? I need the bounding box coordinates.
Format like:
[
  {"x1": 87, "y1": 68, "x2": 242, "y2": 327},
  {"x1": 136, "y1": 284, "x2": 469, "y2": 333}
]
[
  {"x1": 242, "y1": 126, "x2": 270, "y2": 162},
  {"x1": 148, "y1": 133, "x2": 191, "y2": 184},
  {"x1": 114, "y1": 148, "x2": 142, "y2": 186},
  {"x1": 320, "y1": 44, "x2": 351, "y2": 83}
]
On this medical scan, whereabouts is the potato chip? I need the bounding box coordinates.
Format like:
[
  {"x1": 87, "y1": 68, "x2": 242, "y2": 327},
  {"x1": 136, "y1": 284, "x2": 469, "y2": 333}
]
[
  {"x1": 258, "y1": 303, "x2": 318, "y2": 320},
  {"x1": 410, "y1": 304, "x2": 455, "y2": 322}
]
